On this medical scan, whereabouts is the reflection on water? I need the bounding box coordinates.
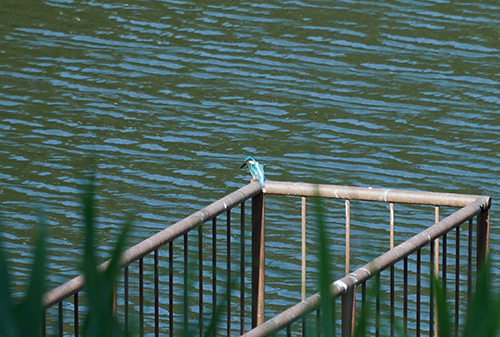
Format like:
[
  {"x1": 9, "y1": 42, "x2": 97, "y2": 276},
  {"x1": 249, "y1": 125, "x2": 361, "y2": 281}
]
[{"x1": 1, "y1": 0, "x2": 499, "y2": 333}]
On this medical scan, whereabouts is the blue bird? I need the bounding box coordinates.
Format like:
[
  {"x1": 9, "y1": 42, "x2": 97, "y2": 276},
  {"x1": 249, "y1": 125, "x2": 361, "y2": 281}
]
[{"x1": 240, "y1": 156, "x2": 265, "y2": 187}]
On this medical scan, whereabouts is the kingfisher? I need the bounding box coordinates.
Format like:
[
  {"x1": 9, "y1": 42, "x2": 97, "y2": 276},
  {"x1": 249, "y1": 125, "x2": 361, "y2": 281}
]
[{"x1": 240, "y1": 156, "x2": 265, "y2": 187}]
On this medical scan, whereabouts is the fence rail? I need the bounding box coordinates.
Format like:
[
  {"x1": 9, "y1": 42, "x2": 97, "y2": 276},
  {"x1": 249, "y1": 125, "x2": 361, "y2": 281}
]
[{"x1": 41, "y1": 180, "x2": 491, "y2": 337}]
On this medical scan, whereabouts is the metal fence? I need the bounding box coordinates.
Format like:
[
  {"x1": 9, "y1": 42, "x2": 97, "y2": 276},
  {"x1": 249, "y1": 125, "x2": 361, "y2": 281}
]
[
  {"x1": 41, "y1": 181, "x2": 491, "y2": 336},
  {"x1": 244, "y1": 181, "x2": 491, "y2": 337}
]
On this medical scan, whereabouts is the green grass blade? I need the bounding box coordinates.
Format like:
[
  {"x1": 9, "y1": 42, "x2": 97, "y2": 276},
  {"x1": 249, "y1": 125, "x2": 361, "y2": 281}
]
[
  {"x1": 462, "y1": 258, "x2": 500, "y2": 337},
  {"x1": 20, "y1": 208, "x2": 48, "y2": 336},
  {"x1": 203, "y1": 277, "x2": 237, "y2": 337},
  {"x1": 313, "y1": 194, "x2": 334, "y2": 337},
  {"x1": 105, "y1": 216, "x2": 132, "y2": 281},
  {"x1": 80, "y1": 173, "x2": 126, "y2": 337},
  {"x1": 433, "y1": 276, "x2": 452, "y2": 337},
  {"x1": 0, "y1": 216, "x2": 19, "y2": 337}
]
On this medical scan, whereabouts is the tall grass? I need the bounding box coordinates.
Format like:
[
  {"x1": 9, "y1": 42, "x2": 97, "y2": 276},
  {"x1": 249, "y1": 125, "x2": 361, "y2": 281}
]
[{"x1": 0, "y1": 208, "x2": 47, "y2": 337}]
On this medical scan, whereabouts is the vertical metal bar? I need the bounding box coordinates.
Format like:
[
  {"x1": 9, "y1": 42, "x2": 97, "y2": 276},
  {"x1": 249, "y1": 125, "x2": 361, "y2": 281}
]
[
  {"x1": 302, "y1": 196, "x2": 307, "y2": 337},
  {"x1": 212, "y1": 218, "x2": 217, "y2": 337},
  {"x1": 417, "y1": 249, "x2": 421, "y2": 337},
  {"x1": 477, "y1": 205, "x2": 490, "y2": 271},
  {"x1": 390, "y1": 265, "x2": 395, "y2": 337},
  {"x1": 342, "y1": 286, "x2": 355, "y2": 337},
  {"x1": 140, "y1": 257, "x2": 144, "y2": 337},
  {"x1": 390, "y1": 202, "x2": 395, "y2": 250},
  {"x1": 467, "y1": 218, "x2": 472, "y2": 302},
  {"x1": 302, "y1": 196, "x2": 307, "y2": 299},
  {"x1": 362, "y1": 280, "x2": 366, "y2": 336},
  {"x1": 390, "y1": 202, "x2": 395, "y2": 337},
  {"x1": 434, "y1": 207, "x2": 440, "y2": 279},
  {"x1": 199, "y1": 225, "x2": 204, "y2": 337},
  {"x1": 155, "y1": 249, "x2": 159, "y2": 337},
  {"x1": 124, "y1": 265, "x2": 129, "y2": 331},
  {"x1": 345, "y1": 199, "x2": 351, "y2": 275},
  {"x1": 112, "y1": 281, "x2": 117, "y2": 317},
  {"x1": 251, "y1": 192, "x2": 265, "y2": 328},
  {"x1": 430, "y1": 241, "x2": 434, "y2": 337},
  {"x1": 74, "y1": 293, "x2": 79, "y2": 337},
  {"x1": 184, "y1": 234, "x2": 189, "y2": 334},
  {"x1": 227, "y1": 209, "x2": 232, "y2": 336},
  {"x1": 404, "y1": 257, "x2": 408, "y2": 332},
  {"x1": 455, "y1": 225, "x2": 460, "y2": 337},
  {"x1": 169, "y1": 242, "x2": 174, "y2": 337},
  {"x1": 58, "y1": 301, "x2": 63, "y2": 337},
  {"x1": 376, "y1": 273, "x2": 380, "y2": 337},
  {"x1": 286, "y1": 325, "x2": 291, "y2": 337},
  {"x1": 240, "y1": 202, "x2": 246, "y2": 335},
  {"x1": 434, "y1": 206, "x2": 439, "y2": 337},
  {"x1": 443, "y1": 233, "x2": 447, "y2": 291}
]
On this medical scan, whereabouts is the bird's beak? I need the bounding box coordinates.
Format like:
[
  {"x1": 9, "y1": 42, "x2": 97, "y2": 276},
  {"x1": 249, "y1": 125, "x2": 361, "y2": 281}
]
[{"x1": 240, "y1": 162, "x2": 247, "y2": 169}]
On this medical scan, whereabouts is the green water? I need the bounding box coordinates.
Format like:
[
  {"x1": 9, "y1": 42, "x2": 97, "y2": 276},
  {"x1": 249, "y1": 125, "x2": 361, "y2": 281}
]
[{"x1": 1, "y1": 0, "x2": 499, "y2": 334}]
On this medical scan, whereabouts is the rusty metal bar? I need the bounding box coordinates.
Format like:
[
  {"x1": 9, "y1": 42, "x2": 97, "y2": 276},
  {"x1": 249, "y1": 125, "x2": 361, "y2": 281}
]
[
  {"x1": 74, "y1": 293, "x2": 79, "y2": 337},
  {"x1": 227, "y1": 209, "x2": 232, "y2": 335},
  {"x1": 58, "y1": 301, "x2": 63, "y2": 337},
  {"x1": 241, "y1": 202, "x2": 246, "y2": 335},
  {"x1": 264, "y1": 181, "x2": 483, "y2": 207},
  {"x1": 390, "y1": 264, "x2": 395, "y2": 337},
  {"x1": 113, "y1": 282, "x2": 117, "y2": 317},
  {"x1": 199, "y1": 225, "x2": 203, "y2": 337},
  {"x1": 183, "y1": 234, "x2": 188, "y2": 334},
  {"x1": 345, "y1": 199, "x2": 351, "y2": 275},
  {"x1": 430, "y1": 240, "x2": 434, "y2": 337},
  {"x1": 455, "y1": 226, "x2": 460, "y2": 337},
  {"x1": 417, "y1": 249, "x2": 421, "y2": 337},
  {"x1": 169, "y1": 242, "x2": 173, "y2": 337},
  {"x1": 155, "y1": 249, "x2": 159, "y2": 337},
  {"x1": 404, "y1": 257, "x2": 408, "y2": 332},
  {"x1": 124, "y1": 265, "x2": 129, "y2": 331},
  {"x1": 434, "y1": 207, "x2": 440, "y2": 280},
  {"x1": 390, "y1": 202, "x2": 395, "y2": 249},
  {"x1": 301, "y1": 196, "x2": 307, "y2": 337},
  {"x1": 443, "y1": 233, "x2": 447, "y2": 291},
  {"x1": 139, "y1": 257, "x2": 144, "y2": 337},
  {"x1": 212, "y1": 217, "x2": 217, "y2": 337},
  {"x1": 342, "y1": 286, "x2": 355, "y2": 337},
  {"x1": 390, "y1": 202, "x2": 395, "y2": 337},
  {"x1": 252, "y1": 192, "x2": 265, "y2": 328},
  {"x1": 241, "y1": 196, "x2": 489, "y2": 337},
  {"x1": 477, "y1": 205, "x2": 490, "y2": 270},
  {"x1": 302, "y1": 197, "x2": 307, "y2": 299},
  {"x1": 376, "y1": 273, "x2": 380, "y2": 337},
  {"x1": 468, "y1": 218, "x2": 472, "y2": 302},
  {"x1": 433, "y1": 206, "x2": 439, "y2": 337},
  {"x1": 429, "y1": 238, "x2": 437, "y2": 337}
]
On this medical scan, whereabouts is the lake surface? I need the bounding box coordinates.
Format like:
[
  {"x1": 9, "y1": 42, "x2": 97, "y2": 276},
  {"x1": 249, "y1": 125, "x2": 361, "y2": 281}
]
[{"x1": 1, "y1": 0, "x2": 499, "y2": 334}]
